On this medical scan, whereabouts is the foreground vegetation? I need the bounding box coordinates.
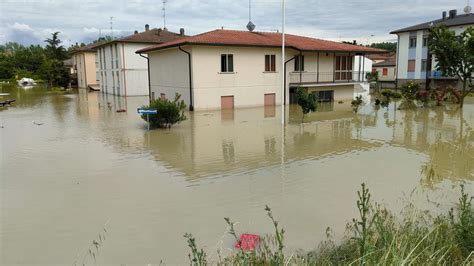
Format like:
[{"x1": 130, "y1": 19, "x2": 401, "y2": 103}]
[{"x1": 185, "y1": 183, "x2": 474, "y2": 265}]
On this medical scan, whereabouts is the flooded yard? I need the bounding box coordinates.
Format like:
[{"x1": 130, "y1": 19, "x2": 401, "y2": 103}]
[{"x1": 1, "y1": 85, "x2": 473, "y2": 265}]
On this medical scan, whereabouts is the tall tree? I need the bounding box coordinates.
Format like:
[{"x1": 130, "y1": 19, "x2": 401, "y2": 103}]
[
  {"x1": 429, "y1": 26, "x2": 474, "y2": 108},
  {"x1": 44, "y1": 32, "x2": 68, "y2": 61}
]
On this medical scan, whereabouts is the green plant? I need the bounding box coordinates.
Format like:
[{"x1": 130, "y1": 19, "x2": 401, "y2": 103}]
[
  {"x1": 351, "y1": 95, "x2": 364, "y2": 113},
  {"x1": 264, "y1": 205, "x2": 285, "y2": 264},
  {"x1": 140, "y1": 93, "x2": 187, "y2": 128},
  {"x1": 296, "y1": 87, "x2": 318, "y2": 123},
  {"x1": 184, "y1": 233, "x2": 207, "y2": 266},
  {"x1": 450, "y1": 184, "x2": 474, "y2": 255}
]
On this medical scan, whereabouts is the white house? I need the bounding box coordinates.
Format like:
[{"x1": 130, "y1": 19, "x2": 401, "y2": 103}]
[
  {"x1": 95, "y1": 25, "x2": 186, "y2": 96},
  {"x1": 372, "y1": 58, "x2": 396, "y2": 88},
  {"x1": 71, "y1": 43, "x2": 100, "y2": 89},
  {"x1": 136, "y1": 29, "x2": 384, "y2": 111},
  {"x1": 391, "y1": 9, "x2": 474, "y2": 89}
]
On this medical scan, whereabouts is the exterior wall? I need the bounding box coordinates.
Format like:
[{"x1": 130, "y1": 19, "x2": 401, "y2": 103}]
[
  {"x1": 191, "y1": 46, "x2": 283, "y2": 110},
  {"x1": 373, "y1": 66, "x2": 396, "y2": 81},
  {"x1": 97, "y1": 42, "x2": 151, "y2": 96},
  {"x1": 73, "y1": 51, "x2": 97, "y2": 89},
  {"x1": 148, "y1": 48, "x2": 190, "y2": 103},
  {"x1": 307, "y1": 85, "x2": 355, "y2": 101}
]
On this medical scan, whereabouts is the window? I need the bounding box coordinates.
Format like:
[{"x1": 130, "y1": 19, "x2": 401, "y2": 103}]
[
  {"x1": 116, "y1": 71, "x2": 120, "y2": 95},
  {"x1": 160, "y1": 93, "x2": 166, "y2": 100},
  {"x1": 421, "y1": 60, "x2": 427, "y2": 72},
  {"x1": 408, "y1": 60, "x2": 416, "y2": 72},
  {"x1": 294, "y1": 55, "x2": 304, "y2": 71},
  {"x1": 335, "y1": 55, "x2": 353, "y2": 80},
  {"x1": 265, "y1": 55, "x2": 276, "y2": 72},
  {"x1": 422, "y1": 36, "x2": 428, "y2": 47},
  {"x1": 110, "y1": 46, "x2": 114, "y2": 69},
  {"x1": 151, "y1": 92, "x2": 155, "y2": 101},
  {"x1": 221, "y1": 54, "x2": 234, "y2": 72},
  {"x1": 409, "y1": 37, "x2": 417, "y2": 48},
  {"x1": 383, "y1": 68, "x2": 388, "y2": 76},
  {"x1": 115, "y1": 44, "x2": 119, "y2": 68}
]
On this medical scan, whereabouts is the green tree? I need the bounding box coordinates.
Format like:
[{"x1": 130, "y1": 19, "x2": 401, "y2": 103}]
[
  {"x1": 44, "y1": 32, "x2": 68, "y2": 61},
  {"x1": 140, "y1": 93, "x2": 187, "y2": 128},
  {"x1": 429, "y1": 26, "x2": 474, "y2": 108},
  {"x1": 368, "y1": 42, "x2": 397, "y2": 53},
  {"x1": 296, "y1": 88, "x2": 318, "y2": 123}
]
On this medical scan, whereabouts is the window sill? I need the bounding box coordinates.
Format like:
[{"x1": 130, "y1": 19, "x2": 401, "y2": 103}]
[
  {"x1": 218, "y1": 72, "x2": 236, "y2": 74},
  {"x1": 263, "y1": 71, "x2": 278, "y2": 74}
]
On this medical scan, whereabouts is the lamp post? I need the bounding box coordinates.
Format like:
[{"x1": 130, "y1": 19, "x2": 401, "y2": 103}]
[{"x1": 281, "y1": 0, "x2": 286, "y2": 125}]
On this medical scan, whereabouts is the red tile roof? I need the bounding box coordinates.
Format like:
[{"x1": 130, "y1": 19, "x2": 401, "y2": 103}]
[
  {"x1": 95, "y1": 28, "x2": 186, "y2": 49},
  {"x1": 137, "y1": 29, "x2": 387, "y2": 54},
  {"x1": 72, "y1": 42, "x2": 102, "y2": 54}
]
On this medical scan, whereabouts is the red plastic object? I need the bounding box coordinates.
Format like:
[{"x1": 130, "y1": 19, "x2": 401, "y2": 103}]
[{"x1": 234, "y1": 234, "x2": 260, "y2": 250}]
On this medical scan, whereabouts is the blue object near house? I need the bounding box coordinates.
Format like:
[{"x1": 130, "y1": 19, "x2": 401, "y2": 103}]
[{"x1": 137, "y1": 108, "x2": 158, "y2": 115}]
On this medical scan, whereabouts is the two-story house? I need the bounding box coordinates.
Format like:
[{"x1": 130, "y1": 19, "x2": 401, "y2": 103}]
[
  {"x1": 71, "y1": 43, "x2": 101, "y2": 89},
  {"x1": 136, "y1": 29, "x2": 385, "y2": 111},
  {"x1": 391, "y1": 9, "x2": 474, "y2": 89},
  {"x1": 94, "y1": 25, "x2": 186, "y2": 96}
]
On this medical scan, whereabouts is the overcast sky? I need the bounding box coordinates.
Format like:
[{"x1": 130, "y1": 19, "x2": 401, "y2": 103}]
[{"x1": 0, "y1": 0, "x2": 470, "y2": 47}]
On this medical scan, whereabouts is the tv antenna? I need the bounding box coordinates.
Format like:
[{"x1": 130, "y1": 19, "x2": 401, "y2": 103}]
[
  {"x1": 246, "y1": 0, "x2": 255, "y2": 31},
  {"x1": 110, "y1": 16, "x2": 114, "y2": 39},
  {"x1": 465, "y1": 0, "x2": 472, "y2": 14},
  {"x1": 162, "y1": 0, "x2": 168, "y2": 29}
]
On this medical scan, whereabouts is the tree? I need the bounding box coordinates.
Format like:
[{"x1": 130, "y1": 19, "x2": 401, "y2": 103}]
[
  {"x1": 296, "y1": 88, "x2": 318, "y2": 123},
  {"x1": 140, "y1": 93, "x2": 187, "y2": 128},
  {"x1": 351, "y1": 95, "x2": 364, "y2": 113},
  {"x1": 368, "y1": 42, "x2": 397, "y2": 53},
  {"x1": 44, "y1": 32, "x2": 68, "y2": 61},
  {"x1": 366, "y1": 71, "x2": 381, "y2": 96},
  {"x1": 429, "y1": 26, "x2": 474, "y2": 108}
]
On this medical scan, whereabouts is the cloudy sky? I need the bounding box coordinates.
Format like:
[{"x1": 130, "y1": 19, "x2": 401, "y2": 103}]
[{"x1": 0, "y1": 0, "x2": 469, "y2": 47}]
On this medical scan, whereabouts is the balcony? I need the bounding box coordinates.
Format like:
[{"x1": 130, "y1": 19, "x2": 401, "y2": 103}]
[{"x1": 289, "y1": 71, "x2": 368, "y2": 85}]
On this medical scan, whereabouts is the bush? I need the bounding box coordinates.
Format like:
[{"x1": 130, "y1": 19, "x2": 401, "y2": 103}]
[
  {"x1": 401, "y1": 81, "x2": 420, "y2": 101},
  {"x1": 351, "y1": 95, "x2": 364, "y2": 113},
  {"x1": 140, "y1": 93, "x2": 187, "y2": 128},
  {"x1": 296, "y1": 88, "x2": 318, "y2": 123}
]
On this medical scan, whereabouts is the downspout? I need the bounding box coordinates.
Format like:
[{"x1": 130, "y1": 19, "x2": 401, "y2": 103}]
[
  {"x1": 284, "y1": 55, "x2": 297, "y2": 105},
  {"x1": 138, "y1": 53, "x2": 152, "y2": 104},
  {"x1": 299, "y1": 51, "x2": 303, "y2": 84},
  {"x1": 121, "y1": 43, "x2": 127, "y2": 97},
  {"x1": 178, "y1": 45, "x2": 194, "y2": 111},
  {"x1": 395, "y1": 35, "x2": 400, "y2": 89},
  {"x1": 83, "y1": 53, "x2": 87, "y2": 89}
]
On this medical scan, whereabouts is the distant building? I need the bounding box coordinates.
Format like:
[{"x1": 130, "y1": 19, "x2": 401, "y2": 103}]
[
  {"x1": 391, "y1": 9, "x2": 474, "y2": 89},
  {"x1": 94, "y1": 25, "x2": 186, "y2": 96},
  {"x1": 137, "y1": 29, "x2": 385, "y2": 111},
  {"x1": 372, "y1": 58, "x2": 396, "y2": 88},
  {"x1": 71, "y1": 43, "x2": 100, "y2": 89}
]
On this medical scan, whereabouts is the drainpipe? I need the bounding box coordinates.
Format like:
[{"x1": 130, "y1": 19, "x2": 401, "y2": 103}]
[
  {"x1": 138, "y1": 53, "x2": 152, "y2": 104},
  {"x1": 284, "y1": 55, "x2": 297, "y2": 105},
  {"x1": 178, "y1": 46, "x2": 194, "y2": 111},
  {"x1": 299, "y1": 51, "x2": 303, "y2": 84},
  {"x1": 395, "y1": 35, "x2": 400, "y2": 89}
]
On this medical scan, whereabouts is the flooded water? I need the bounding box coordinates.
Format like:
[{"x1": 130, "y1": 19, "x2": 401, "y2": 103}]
[{"x1": 1, "y1": 84, "x2": 473, "y2": 265}]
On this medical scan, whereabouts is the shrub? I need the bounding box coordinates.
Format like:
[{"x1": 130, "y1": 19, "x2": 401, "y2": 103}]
[
  {"x1": 401, "y1": 81, "x2": 420, "y2": 101},
  {"x1": 140, "y1": 93, "x2": 187, "y2": 128},
  {"x1": 351, "y1": 95, "x2": 364, "y2": 113}
]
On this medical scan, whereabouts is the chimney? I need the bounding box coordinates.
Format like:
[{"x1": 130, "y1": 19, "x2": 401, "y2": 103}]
[
  {"x1": 442, "y1": 11, "x2": 447, "y2": 20},
  {"x1": 180, "y1": 28, "x2": 185, "y2": 36},
  {"x1": 145, "y1": 24, "x2": 150, "y2": 31},
  {"x1": 448, "y1": 9, "x2": 457, "y2": 19},
  {"x1": 353, "y1": 40, "x2": 357, "y2": 45},
  {"x1": 157, "y1": 28, "x2": 162, "y2": 35},
  {"x1": 134, "y1": 30, "x2": 138, "y2": 34}
]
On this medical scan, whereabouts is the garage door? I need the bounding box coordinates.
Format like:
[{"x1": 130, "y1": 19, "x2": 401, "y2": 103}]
[
  {"x1": 221, "y1": 96, "x2": 234, "y2": 109},
  {"x1": 264, "y1": 93, "x2": 276, "y2": 106}
]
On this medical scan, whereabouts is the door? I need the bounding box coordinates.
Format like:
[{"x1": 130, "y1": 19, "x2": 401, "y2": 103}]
[
  {"x1": 317, "y1": 90, "x2": 334, "y2": 102},
  {"x1": 221, "y1": 96, "x2": 234, "y2": 110},
  {"x1": 264, "y1": 93, "x2": 276, "y2": 106}
]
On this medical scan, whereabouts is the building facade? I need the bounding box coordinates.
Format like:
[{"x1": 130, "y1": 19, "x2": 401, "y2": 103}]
[
  {"x1": 137, "y1": 29, "x2": 384, "y2": 111},
  {"x1": 372, "y1": 59, "x2": 396, "y2": 88},
  {"x1": 72, "y1": 44, "x2": 100, "y2": 89},
  {"x1": 95, "y1": 25, "x2": 186, "y2": 96},
  {"x1": 391, "y1": 9, "x2": 474, "y2": 88}
]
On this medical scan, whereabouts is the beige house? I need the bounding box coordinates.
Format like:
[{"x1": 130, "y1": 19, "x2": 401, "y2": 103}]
[
  {"x1": 137, "y1": 29, "x2": 386, "y2": 111},
  {"x1": 372, "y1": 59, "x2": 396, "y2": 88},
  {"x1": 72, "y1": 43, "x2": 100, "y2": 89}
]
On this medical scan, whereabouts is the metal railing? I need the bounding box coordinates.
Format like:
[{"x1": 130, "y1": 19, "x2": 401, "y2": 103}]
[{"x1": 289, "y1": 71, "x2": 369, "y2": 84}]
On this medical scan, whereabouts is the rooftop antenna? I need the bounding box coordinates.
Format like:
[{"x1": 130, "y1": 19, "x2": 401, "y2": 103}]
[
  {"x1": 246, "y1": 0, "x2": 255, "y2": 31},
  {"x1": 162, "y1": 0, "x2": 168, "y2": 29},
  {"x1": 110, "y1": 16, "x2": 114, "y2": 39},
  {"x1": 465, "y1": 0, "x2": 472, "y2": 14}
]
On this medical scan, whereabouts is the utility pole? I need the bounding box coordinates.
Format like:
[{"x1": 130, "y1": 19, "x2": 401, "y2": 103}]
[
  {"x1": 162, "y1": 0, "x2": 168, "y2": 29},
  {"x1": 281, "y1": 0, "x2": 286, "y2": 125},
  {"x1": 110, "y1": 16, "x2": 114, "y2": 39}
]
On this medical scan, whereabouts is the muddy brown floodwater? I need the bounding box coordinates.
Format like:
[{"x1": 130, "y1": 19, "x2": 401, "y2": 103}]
[{"x1": 1, "y1": 85, "x2": 473, "y2": 265}]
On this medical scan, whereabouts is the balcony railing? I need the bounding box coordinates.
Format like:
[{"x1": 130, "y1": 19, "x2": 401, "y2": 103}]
[{"x1": 289, "y1": 71, "x2": 368, "y2": 84}]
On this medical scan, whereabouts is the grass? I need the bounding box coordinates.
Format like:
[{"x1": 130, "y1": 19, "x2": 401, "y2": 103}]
[{"x1": 184, "y1": 183, "x2": 474, "y2": 265}]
